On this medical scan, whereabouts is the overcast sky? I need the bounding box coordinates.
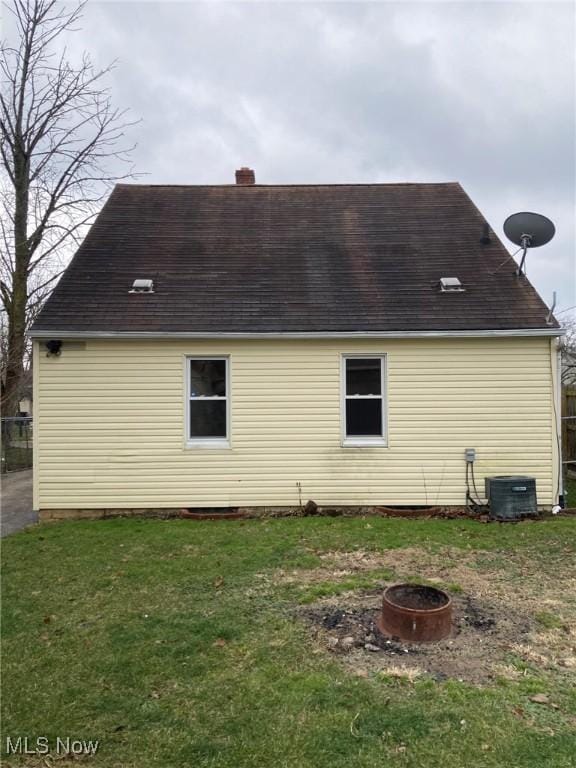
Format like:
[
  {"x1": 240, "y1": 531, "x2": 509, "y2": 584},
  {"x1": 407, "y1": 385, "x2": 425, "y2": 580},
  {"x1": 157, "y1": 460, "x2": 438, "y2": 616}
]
[{"x1": 23, "y1": 1, "x2": 576, "y2": 314}]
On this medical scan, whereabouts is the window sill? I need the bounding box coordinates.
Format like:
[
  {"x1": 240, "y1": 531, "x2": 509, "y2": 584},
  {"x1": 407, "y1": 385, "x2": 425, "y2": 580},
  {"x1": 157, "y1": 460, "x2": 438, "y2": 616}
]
[
  {"x1": 185, "y1": 440, "x2": 231, "y2": 450},
  {"x1": 342, "y1": 438, "x2": 388, "y2": 448}
]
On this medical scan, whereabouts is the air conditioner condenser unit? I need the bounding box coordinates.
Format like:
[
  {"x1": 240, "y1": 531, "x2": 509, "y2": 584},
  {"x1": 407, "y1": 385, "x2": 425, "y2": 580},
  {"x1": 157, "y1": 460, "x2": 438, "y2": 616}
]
[{"x1": 484, "y1": 476, "x2": 537, "y2": 521}]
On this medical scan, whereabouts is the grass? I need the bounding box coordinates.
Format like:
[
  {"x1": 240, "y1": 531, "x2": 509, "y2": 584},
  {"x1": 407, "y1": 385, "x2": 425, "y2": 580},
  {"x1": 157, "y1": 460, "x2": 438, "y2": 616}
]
[
  {"x1": 2, "y1": 515, "x2": 576, "y2": 767},
  {"x1": 534, "y1": 612, "x2": 565, "y2": 630},
  {"x1": 296, "y1": 569, "x2": 394, "y2": 603}
]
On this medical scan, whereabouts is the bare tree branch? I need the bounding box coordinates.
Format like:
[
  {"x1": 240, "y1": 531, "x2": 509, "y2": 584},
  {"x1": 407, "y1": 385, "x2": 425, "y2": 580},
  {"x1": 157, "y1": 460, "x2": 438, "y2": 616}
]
[{"x1": 0, "y1": 0, "x2": 137, "y2": 413}]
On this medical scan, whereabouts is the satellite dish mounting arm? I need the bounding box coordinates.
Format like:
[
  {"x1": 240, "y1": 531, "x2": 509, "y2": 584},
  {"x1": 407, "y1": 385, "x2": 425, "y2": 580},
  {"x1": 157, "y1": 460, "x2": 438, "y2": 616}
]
[{"x1": 516, "y1": 234, "x2": 532, "y2": 276}]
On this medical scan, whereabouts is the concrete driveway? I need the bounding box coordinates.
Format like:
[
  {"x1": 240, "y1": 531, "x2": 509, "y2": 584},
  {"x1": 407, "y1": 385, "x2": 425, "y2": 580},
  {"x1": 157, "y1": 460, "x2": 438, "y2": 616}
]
[{"x1": 1, "y1": 469, "x2": 37, "y2": 537}]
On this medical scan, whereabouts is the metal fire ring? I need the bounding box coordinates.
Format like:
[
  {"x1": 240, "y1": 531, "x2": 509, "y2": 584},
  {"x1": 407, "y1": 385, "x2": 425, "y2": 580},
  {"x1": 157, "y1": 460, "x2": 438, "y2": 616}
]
[{"x1": 377, "y1": 583, "x2": 453, "y2": 642}]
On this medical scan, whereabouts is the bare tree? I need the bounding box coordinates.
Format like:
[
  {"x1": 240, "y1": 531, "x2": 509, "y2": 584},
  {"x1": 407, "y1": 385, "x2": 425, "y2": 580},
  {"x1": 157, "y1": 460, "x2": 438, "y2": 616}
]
[{"x1": 0, "y1": 0, "x2": 136, "y2": 414}]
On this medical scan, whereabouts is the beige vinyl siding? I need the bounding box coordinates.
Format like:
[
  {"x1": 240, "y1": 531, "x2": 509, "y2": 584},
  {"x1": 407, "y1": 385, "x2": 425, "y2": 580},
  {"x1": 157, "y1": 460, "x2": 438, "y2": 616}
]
[{"x1": 34, "y1": 337, "x2": 558, "y2": 509}]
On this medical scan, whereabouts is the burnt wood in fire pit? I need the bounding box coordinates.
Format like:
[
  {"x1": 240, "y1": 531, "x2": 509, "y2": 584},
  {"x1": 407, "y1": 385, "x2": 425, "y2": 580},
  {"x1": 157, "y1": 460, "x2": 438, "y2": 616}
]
[{"x1": 377, "y1": 584, "x2": 453, "y2": 642}]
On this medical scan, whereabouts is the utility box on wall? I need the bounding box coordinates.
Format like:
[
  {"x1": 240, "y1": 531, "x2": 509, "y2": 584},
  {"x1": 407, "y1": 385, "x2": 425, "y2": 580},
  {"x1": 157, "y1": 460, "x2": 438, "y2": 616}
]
[{"x1": 484, "y1": 476, "x2": 538, "y2": 520}]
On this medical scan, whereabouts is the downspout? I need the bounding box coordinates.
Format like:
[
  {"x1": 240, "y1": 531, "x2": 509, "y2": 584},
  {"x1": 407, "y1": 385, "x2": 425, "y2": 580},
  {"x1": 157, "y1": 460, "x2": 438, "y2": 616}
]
[
  {"x1": 552, "y1": 336, "x2": 564, "y2": 507},
  {"x1": 32, "y1": 340, "x2": 39, "y2": 512}
]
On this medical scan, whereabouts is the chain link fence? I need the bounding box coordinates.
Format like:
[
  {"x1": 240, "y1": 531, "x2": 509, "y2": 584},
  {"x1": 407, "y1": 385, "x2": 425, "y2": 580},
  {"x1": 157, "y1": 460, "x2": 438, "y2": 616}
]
[{"x1": 1, "y1": 417, "x2": 33, "y2": 473}]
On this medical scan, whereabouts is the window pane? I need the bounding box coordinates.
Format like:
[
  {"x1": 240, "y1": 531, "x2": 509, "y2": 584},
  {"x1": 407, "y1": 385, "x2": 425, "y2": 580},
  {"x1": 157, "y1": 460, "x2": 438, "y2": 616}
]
[
  {"x1": 346, "y1": 358, "x2": 381, "y2": 395},
  {"x1": 190, "y1": 359, "x2": 226, "y2": 397},
  {"x1": 346, "y1": 399, "x2": 382, "y2": 436},
  {"x1": 190, "y1": 400, "x2": 227, "y2": 438}
]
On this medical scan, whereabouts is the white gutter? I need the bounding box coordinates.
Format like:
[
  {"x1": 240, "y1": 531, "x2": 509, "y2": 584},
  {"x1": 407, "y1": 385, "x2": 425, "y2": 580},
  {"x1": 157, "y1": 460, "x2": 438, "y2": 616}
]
[{"x1": 29, "y1": 328, "x2": 564, "y2": 340}]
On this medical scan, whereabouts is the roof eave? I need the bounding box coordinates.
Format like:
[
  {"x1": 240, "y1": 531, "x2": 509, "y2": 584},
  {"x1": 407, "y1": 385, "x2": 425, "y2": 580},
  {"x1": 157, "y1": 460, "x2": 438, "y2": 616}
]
[{"x1": 28, "y1": 328, "x2": 564, "y2": 340}]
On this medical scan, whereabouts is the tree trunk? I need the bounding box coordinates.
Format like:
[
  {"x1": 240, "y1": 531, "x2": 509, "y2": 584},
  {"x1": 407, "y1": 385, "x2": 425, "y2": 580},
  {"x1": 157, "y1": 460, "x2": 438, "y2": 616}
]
[{"x1": 2, "y1": 153, "x2": 30, "y2": 416}]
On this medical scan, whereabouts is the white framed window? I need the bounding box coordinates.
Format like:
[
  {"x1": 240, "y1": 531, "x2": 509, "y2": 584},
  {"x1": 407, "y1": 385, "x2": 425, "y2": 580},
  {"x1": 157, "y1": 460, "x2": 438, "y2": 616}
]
[
  {"x1": 186, "y1": 357, "x2": 230, "y2": 447},
  {"x1": 341, "y1": 355, "x2": 387, "y2": 446}
]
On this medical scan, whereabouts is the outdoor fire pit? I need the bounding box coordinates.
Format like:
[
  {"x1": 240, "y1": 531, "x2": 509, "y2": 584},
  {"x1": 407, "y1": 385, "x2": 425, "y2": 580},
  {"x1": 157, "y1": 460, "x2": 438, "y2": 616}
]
[{"x1": 377, "y1": 584, "x2": 453, "y2": 642}]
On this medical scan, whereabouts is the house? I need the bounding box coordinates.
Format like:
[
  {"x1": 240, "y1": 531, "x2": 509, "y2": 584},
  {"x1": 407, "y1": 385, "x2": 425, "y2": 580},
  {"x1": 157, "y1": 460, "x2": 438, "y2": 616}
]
[{"x1": 29, "y1": 170, "x2": 563, "y2": 518}]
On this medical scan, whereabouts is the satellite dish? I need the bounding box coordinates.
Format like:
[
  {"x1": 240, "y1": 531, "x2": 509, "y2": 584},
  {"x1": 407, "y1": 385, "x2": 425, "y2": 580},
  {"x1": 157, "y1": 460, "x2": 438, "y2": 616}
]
[
  {"x1": 503, "y1": 211, "x2": 555, "y2": 275},
  {"x1": 504, "y1": 212, "x2": 555, "y2": 248}
]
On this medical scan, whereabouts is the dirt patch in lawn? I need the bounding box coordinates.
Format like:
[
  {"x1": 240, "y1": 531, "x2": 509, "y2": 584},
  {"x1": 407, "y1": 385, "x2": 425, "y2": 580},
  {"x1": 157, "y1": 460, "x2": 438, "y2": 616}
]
[
  {"x1": 301, "y1": 590, "x2": 531, "y2": 684},
  {"x1": 293, "y1": 546, "x2": 576, "y2": 683},
  {"x1": 311, "y1": 546, "x2": 575, "y2": 605}
]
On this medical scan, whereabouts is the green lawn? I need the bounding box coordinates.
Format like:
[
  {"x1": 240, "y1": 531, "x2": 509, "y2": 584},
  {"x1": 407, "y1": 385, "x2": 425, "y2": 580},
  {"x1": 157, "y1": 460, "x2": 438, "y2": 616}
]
[{"x1": 2, "y1": 515, "x2": 576, "y2": 767}]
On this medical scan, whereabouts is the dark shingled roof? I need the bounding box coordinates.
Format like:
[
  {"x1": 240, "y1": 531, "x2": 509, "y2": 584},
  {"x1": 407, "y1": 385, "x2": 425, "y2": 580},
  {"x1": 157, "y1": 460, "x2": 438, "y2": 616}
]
[{"x1": 32, "y1": 182, "x2": 557, "y2": 334}]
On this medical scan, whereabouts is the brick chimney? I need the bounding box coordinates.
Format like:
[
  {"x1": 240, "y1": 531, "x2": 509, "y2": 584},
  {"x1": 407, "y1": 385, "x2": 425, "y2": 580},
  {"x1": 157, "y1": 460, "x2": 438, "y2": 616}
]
[{"x1": 235, "y1": 167, "x2": 255, "y2": 185}]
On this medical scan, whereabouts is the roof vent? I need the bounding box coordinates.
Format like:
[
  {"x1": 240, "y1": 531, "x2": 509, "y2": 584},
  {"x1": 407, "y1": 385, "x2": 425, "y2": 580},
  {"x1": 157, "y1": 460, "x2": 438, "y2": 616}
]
[
  {"x1": 439, "y1": 277, "x2": 465, "y2": 292},
  {"x1": 129, "y1": 278, "x2": 154, "y2": 294}
]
